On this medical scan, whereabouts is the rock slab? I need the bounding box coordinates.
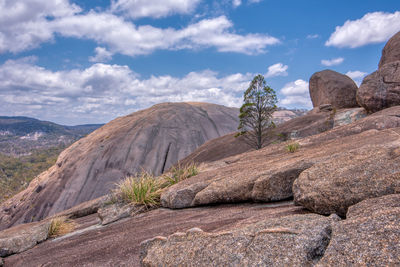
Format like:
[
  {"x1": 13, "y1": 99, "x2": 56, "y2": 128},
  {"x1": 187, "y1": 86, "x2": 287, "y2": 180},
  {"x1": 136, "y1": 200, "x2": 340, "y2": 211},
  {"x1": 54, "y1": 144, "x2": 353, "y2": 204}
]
[
  {"x1": 140, "y1": 214, "x2": 339, "y2": 267},
  {"x1": 0, "y1": 220, "x2": 50, "y2": 257},
  {"x1": 309, "y1": 70, "x2": 359, "y2": 109},
  {"x1": 293, "y1": 139, "x2": 400, "y2": 216},
  {"x1": 318, "y1": 194, "x2": 400, "y2": 265},
  {"x1": 98, "y1": 203, "x2": 145, "y2": 225}
]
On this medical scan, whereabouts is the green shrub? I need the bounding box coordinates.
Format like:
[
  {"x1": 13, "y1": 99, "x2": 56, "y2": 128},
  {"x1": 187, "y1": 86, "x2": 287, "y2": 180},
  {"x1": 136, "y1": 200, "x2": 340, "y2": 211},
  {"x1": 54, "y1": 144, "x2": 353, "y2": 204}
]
[
  {"x1": 286, "y1": 142, "x2": 300, "y2": 153},
  {"x1": 114, "y1": 172, "x2": 161, "y2": 207},
  {"x1": 161, "y1": 162, "x2": 199, "y2": 188},
  {"x1": 48, "y1": 217, "x2": 77, "y2": 238}
]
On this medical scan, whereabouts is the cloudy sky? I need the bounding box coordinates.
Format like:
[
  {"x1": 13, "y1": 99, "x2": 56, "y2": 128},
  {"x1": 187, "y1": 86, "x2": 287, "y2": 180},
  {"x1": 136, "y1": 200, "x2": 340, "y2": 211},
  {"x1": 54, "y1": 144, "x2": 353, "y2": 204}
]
[{"x1": 0, "y1": 0, "x2": 399, "y2": 125}]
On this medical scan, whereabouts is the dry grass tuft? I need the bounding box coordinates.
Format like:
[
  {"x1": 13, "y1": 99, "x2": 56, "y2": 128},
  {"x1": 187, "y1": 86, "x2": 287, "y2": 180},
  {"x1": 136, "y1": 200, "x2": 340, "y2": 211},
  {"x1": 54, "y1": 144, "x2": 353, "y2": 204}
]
[
  {"x1": 161, "y1": 162, "x2": 199, "y2": 188},
  {"x1": 48, "y1": 217, "x2": 77, "y2": 238}
]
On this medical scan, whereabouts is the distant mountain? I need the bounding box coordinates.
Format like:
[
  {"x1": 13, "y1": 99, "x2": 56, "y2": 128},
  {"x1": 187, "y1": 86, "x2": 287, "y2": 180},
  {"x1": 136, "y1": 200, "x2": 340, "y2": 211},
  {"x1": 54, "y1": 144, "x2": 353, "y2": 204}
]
[{"x1": 0, "y1": 116, "x2": 103, "y2": 156}]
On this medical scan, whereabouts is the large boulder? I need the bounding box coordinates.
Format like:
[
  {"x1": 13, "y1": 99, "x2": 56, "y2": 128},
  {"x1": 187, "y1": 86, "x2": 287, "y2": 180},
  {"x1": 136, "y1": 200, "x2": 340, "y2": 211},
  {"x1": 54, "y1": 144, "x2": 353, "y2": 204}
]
[
  {"x1": 357, "y1": 32, "x2": 400, "y2": 112},
  {"x1": 162, "y1": 107, "x2": 400, "y2": 209},
  {"x1": 379, "y1": 31, "x2": 400, "y2": 68},
  {"x1": 0, "y1": 102, "x2": 239, "y2": 230},
  {"x1": 140, "y1": 214, "x2": 339, "y2": 266},
  {"x1": 309, "y1": 70, "x2": 359, "y2": 109},
  {"x1": 318, "y1": 194, "x2": 400, "y2": 265},
  {"x1": 293, "y1": 139, "x2": 400, "y2": 216}
]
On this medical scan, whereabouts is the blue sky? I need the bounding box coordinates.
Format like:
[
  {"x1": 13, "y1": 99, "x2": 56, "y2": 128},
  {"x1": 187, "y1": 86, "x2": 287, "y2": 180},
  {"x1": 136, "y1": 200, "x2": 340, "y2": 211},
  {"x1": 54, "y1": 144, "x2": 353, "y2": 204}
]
[{"x1": 0, "y1": 0, "x2": 399, "y2": 125}]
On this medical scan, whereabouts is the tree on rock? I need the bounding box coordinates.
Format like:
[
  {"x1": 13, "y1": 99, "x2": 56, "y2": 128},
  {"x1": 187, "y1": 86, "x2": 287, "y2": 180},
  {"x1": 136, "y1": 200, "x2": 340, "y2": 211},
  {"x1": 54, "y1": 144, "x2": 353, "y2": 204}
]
[{"x1": 237, "y1": 74, "x2": 277, "y2": 149}]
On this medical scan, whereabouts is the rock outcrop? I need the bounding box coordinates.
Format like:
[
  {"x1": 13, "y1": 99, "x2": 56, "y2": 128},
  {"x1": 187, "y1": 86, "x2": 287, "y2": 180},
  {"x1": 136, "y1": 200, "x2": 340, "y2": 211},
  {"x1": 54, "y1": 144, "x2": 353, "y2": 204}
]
[
  {"x1": 357, "y1": 31, "x2": 400, "y2": 112},
  {"x1": 309, "y1": 70, "x2": 359, "y2": 109},
  {"x1": 140, "y1": 214, "x2": 339, "y2": 266},
  {"x1": 161, "y1": 106, "x2": 400, "y2": 209},
  {"x1": 0, "y1": 220, "x2": 50, "y2": 257},
  {"x1": 0, "y1": 102, "x2": 239, "y2": 230},
  {"x1": 318, "y1": 194, "x2": 400, "y2": 265},
  {"x1": 293, "y1": 142, "x2": 400, "y2": 216}
]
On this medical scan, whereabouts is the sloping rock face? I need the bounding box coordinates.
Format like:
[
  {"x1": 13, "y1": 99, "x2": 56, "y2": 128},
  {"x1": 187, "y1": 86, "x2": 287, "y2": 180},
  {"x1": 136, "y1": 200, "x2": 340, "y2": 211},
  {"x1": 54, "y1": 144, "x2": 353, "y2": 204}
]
[
  {"x1": 358, "y1": 32, "x2": 400, "y2": 112},
  {"x1": 161, "y1": 106, "x2": 400, "y2": 209},
  {"x1": 140, "y1": 214, "x2": 339, "y2": 267},
  {"x1": 0, "y1": 102, "x2": 239, "y2": 230},
  {"x1": 318, "y1": 194, "x2": 400, "y2": 265},
  {"x1": 309, "y1": 70, "x2": 359, "y2": 109}
]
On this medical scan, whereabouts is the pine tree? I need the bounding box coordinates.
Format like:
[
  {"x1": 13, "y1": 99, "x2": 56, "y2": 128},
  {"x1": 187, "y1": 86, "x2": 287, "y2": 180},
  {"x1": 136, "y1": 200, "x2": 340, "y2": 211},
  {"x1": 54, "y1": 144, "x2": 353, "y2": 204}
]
[{"x1": 237, "y1": 74, "x2": 277, "y2": 149}]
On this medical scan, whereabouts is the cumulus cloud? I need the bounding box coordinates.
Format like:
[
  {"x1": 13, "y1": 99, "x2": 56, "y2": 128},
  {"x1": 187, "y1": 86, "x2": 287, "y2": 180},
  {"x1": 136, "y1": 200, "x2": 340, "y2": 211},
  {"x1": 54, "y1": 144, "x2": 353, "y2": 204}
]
[
  {"x1": 0, "y1": 1, "x2": 279, "y2": 57},
  {"x1": 0, "y1": 0, "x2": 80, "y2": 53},
  {"x1": 321, "y1": 57, "x2": 344, "y2": 66},
  {"x1": 110, "y1": 0, "x2": 201, "y2": 19},
  {"x1": 279, "y1": 79, "x2": 312, "y2": 108},
  {"x1": 326, "y1": 11, "x2": 400, "y2": 48},
  {"x1": 0, "y1": 58, "x2": 256, "y2": 124},
  {"x1": 265, "y1": 63, "x2": 288, "y2": 78},
  {"x1": 51, "y1": 14, "x2": 279, "y2": 56},
  {"x1": 346, "y1": 70, "x2": 368, "y2": 86},
  {"x1": 89, "y1": 47, "x2": 113, "y2": 62}
]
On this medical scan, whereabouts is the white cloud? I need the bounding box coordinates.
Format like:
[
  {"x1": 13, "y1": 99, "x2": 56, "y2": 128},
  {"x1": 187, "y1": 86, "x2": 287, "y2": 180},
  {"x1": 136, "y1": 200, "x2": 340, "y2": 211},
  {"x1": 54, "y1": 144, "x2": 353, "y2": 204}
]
[
  {"x1": 346, "y1": 70, "x2": 367, "y2": 80},
  {"x1": 0, "y1": 0, "x2": 279, "y2": 56},
  {"x1": 0, "y1": 0, "x2": 80, "y2": 53},
  {"x1": 346, "y1": 70, "x2": 368, "y2": 86},
  {"x1": 110, "y1": 0, "x2": 201, "y2": 19},
  {"x1": 326, "y1": 11, "x2": 400, "y2": 48},
  {"x1": 0, "y1": 58, "x2": 256, "y2": 124},
  {"x1": 89, "y1": 47, "x2": 113, "y2": 62},
  {"x1": 321, "y1": 57, "x2": 344, "y2": 66},
  {"x1": 279, "y1": 79, "x2": 312, "y2": 108},
  {"x1": 307, "y1": 34, "x2": 319, "y2": 39},
  {"x1": 265, "y1": 63, "x2": 288, "y2": 78},
  {"x1": 52, "y1": 14, "x2": 279, "y2": 56},
  {"x1": 232, "y1": 0, "x2": 242, "y2": 7}
]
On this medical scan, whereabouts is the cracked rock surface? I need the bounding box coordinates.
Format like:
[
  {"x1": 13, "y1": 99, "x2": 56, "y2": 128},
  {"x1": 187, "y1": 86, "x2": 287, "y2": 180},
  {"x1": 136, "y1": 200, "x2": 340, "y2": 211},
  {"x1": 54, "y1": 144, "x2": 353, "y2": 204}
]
[
  {"x1": 318, "y1": 194, "x2": 400, "y2": 266},
  {"x1": 140, "y1": 214, "x2": 339, "y2": 267}
]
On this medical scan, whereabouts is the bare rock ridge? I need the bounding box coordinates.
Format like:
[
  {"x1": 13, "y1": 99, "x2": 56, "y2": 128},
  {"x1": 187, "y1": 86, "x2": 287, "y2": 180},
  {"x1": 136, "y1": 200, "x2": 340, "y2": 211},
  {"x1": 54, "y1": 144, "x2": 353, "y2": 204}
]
[{"x1": 0, "y1": 102, "x2": 240, "y2": 229}]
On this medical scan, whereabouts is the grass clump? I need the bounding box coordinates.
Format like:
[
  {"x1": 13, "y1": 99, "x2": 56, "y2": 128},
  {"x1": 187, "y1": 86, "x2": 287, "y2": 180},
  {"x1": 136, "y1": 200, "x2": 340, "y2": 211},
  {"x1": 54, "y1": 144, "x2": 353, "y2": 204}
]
[
  {"x1": 112, "y1": 163, "x2": 199, "y2": 208},
  {"x1": 114, "y1": 172, "x2": 161, "y2": 207},
  {"x1": 286, "y1": 142, "x2": 300, "y2": 153},
  {"x1": 48, "y1": 217, "x2": 77, "y2": 238},
  {"x1": 161, "y1": 163, "x2": 199, "y2": 188}
]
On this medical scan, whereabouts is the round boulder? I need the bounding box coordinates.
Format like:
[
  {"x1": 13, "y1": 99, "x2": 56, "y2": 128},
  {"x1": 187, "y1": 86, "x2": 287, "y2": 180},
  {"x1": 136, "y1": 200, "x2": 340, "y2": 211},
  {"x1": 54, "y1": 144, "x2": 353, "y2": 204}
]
[
  {"x1": 379, "y1": 31, "x2": 400, "y2": 68},
  {"x1": 309, "y1": 70, "x2": 359, "y2": 109}
]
